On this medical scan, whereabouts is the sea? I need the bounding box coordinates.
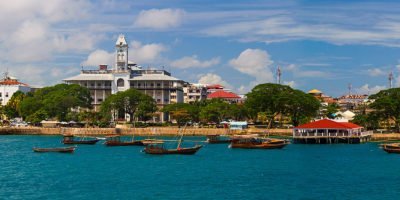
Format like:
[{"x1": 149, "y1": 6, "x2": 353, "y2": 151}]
[{"x1": 1, "y1": 135, "x2": 400, "y2": 200}]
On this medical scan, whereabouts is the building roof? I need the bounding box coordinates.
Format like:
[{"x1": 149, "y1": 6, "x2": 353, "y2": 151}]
[
  {"x1": 308, "y1": 89, "x2": 322, "y2": 94},
  {"x1": 130, "y1": 74, "x2": 180, "y2": 81},
  {"x1": 0, "y1": 78, "x2": 29, "y2": 86},
  {"x1": 63, "y1": 73, "x2": 114, "y2": 81},
  {"x1": 207, "y1": 90, "x2": 241, "y2": 99},
  {"x1": 295, "y1": 119, "x2": 362, "y2": 129}
]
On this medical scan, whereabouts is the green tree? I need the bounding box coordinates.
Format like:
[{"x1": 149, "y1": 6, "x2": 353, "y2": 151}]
[
  {"x1": 199, "y1": 99, "x2": 232, "y2": 123},
  {"x1": 369, "y1": 88, "x2": 400, "y2": 131},
  {"x1": 19, "y1": 84, "x2": 92, "y2": 122},
  {"x1": 3, "y1": 91, "x2": 26, "y2": 119},
  {"x1": 324, "y1": 103, "x2": 340, "y2": 119},
  {"x1": 100, "y1": 89, "x2": 157, "y2": 123},
  {"x1": 245, "y1": 83, "x2": 319, "y2": 127}
]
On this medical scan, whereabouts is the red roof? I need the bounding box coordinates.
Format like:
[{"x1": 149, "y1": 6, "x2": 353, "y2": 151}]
[
  {"x1": 0, "y1": 79, "x2": 28, "y2": 86},
  {"x1": 207, "y1": 90, "x2": 241, "y2": 99},
  {"x1": 295, "y1": 119, "x2": 362, "y2": 129}
]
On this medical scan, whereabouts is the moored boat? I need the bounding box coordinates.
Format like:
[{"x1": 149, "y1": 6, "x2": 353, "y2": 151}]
[
  {"x1": 230, "y1": 134, "x2": 288, "y2": 149},
  {"x1": 104, "y1": 135, "x2": 144, "y2": 146},
  {"x1": 143, "y1": 143, "x2": 203, "y2": 155},
  {"x1": 33, "y1": 146, "x2": 76, "y2": 153},
  {"x1": 206, "y1": 135, "x2": 232, "y2": 144},
  {"x1": 62, "y1": 135, "x2": 99, "y2": 145},
  {"x1": 382, "y1": 143, "x2": 400, "y2": 153}
]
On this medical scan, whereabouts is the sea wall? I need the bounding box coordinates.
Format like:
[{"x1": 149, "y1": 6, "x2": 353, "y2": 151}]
[{"x1": 0, "y1": 127, "x2": 293, "y2": 136}]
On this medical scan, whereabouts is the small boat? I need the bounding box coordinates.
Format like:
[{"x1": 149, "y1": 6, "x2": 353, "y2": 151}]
[
  {"x1": 104, "y1": 135, "x2": 144, "y2": 146},
  {"x1": 206, "y1": 134, "x2": 232, "y2": 144},
  {"x1": 382, "y1": 143, "x2": 400, "y2": 153},
  {"x1": 143, "y1": 124, "x2": 203, "y2": 155},
  {"x1": 33, "y1": 146, "x2": 76, "y2": 153},
  {"x1": 62, "y1": 135, "x2": 99, "y2": 145},
  {"x1": 230, "y1": 134, "x2": 288, "y2": 149}
]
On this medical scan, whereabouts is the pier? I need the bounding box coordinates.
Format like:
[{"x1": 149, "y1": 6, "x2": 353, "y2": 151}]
[{"x1": 293, "y1": 119, "x2": 373, "y2": 144}]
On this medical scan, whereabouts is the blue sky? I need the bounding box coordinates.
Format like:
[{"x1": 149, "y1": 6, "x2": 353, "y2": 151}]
[{"x1": 1, "y1": 0, "x2": 400, "y2": 97}]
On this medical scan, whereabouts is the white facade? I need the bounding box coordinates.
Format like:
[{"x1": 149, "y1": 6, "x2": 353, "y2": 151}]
[
  {"x1": 0, "y1": 77, "x2": 31, "y2": 106},
  {"x1": 64, "y1": 34, "x2": 184, "y2": 122},
  {"x1": 183, "y1": 83, "x2": 207, "y2": 103}
]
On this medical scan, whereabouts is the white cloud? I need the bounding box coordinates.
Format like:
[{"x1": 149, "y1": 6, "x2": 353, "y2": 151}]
[
  {"x1": 285, "y1": 64, "x2": 329, "y2": 78},
  {"x1": 366, "y1": 68, "x2": 386, "y2": 77},
  {"x1": 129, "y1": 41, "x2": 167, "y2": 64},
  {"x1": 355, "y1": 84, "x2": 386, "y2": 95},
  {"x1": 170, "y1": 55, "x2": 220, "y2": 69},
  {"x1": 81, "y1": 50, "x2": 114, "y2": 67},
  {"x1": 229, "y1": 49, "x2": 274, "y2": 82},
  {"x1": 134, "y1": 8, "x2": 186, "y2": 29},
  {"x1": 198, "y1": 73, "x2": 232, "y2": 89}
]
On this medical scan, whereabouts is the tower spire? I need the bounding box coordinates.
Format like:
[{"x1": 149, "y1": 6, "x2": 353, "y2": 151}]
[{"x1": 389, "y1": 71, "x2": 394, "y2": 89}]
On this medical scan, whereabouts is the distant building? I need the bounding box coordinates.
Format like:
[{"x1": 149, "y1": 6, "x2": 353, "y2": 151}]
[
  {"x1": 337, "y1": 94, "x2": 368, "y2": 110},
  {"x1": 207, "y1": 90, "x2": 241, "y2": 103},
  {"x1": 64, "y1": 34, "x2": 184, "y2": 122},
  {"x1": 0, "y1": 75, "x2": 31, "y2": 106},
  {"x1": 183, "y1": 83, "x2": 207, "y2": 103}
]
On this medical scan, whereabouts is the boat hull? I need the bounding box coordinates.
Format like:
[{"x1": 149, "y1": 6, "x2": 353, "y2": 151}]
[
  {"x1": 230, "y1": 142, "x2": 287, "y2": 149},
  {"x1": 382, "y1": 144, "x2": 400, "y2": 153},
  {"x1": 33, "y1": 147, "x2": 75, "y2": 153},
  {"x1": 63, "y1": 140, "x2": 99, "y2": 145},
  {"x1": 104, "y1": 140, "x2": 144, "y2": 146},
  {"x1": 143, "y1": 145, "x2": 203, "y2": 155}
]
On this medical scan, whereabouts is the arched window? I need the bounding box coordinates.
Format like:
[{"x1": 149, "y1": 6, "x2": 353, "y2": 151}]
[{"x1": 117, "y1": 78, "x2": 124, "y2": 87}]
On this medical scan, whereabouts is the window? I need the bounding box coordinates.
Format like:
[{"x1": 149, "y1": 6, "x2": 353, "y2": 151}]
[
  {"x1": 150, "y1": 83, "x2": 154, "y2": 87},
  {"x1": 157, "y1": 83, "x2": 161, "y2": 87},
  {"x1": 0, "y1": 93, "x2": 2, "y2": 97},
  {"x1": 97, "y1": 83, "x2": 101, "y2": 87},
  {"x1": 117, "y1": 78, "x2": 124, "y2": 87},
  {"x1": 91, "y1": 83, "x2": 94, "y2": 87},
  {"x1": 5, "y1": 92, "x2": 8, "y2": 97},
  {"x1": 98, "y1": 99, "x2": 103, "y2": 102}
]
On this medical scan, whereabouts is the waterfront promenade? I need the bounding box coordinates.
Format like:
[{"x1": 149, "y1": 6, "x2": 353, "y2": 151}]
[{"x1": 1, "y1": 127, "x2": 400, "y2": 141}]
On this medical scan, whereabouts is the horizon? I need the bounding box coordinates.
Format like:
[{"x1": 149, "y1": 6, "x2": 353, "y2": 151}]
[{"x1": 0, "y1": 0, "x2": 399, "y2": 97}]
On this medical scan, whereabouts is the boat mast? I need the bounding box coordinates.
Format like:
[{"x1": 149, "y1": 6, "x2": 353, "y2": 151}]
[{"x1": 177, "y1": 123, "x2": 187, "y2": 149}]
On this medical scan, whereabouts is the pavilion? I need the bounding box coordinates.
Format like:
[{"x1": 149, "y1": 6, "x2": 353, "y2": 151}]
[{"x1": 293, "y1": 119, "x2": 372, "y2": 144}]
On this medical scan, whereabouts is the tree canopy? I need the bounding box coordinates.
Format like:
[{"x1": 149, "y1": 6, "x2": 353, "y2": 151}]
[
  {"x1": 19, "y1": 84, "x2": 92, "y2": 122},
  {"x1": 245, "y1": 83, "x2": 320, "y2": 127},
  {"x1": 100, "y1": 88, "x2": 157, "y2": 123},
  {"x1": 368, "y1": 88, "x2": 400, "y2": 131}
]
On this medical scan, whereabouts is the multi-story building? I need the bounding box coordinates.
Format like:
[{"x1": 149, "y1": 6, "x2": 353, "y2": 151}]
[
  {"x1": 183, "y1": 83, "x2": 207, "y2": 103},
  {"x1": 0, "y1": 75, "x2": 31, "y2": 106},
  {"x1": 64, "y1": 34, "x2": 184, "y2": 122}
]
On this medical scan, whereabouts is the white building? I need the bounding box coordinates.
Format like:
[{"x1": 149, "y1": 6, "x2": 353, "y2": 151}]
[
  {"x1": 64, "y1": 34, "x2": 184, "y2": 122},
  {"x1": 0, "y1": 75, "x2": 31, "y2": 106},
  {"x1": 183, "y1": 83, "x2": 207, "y2": 103}
]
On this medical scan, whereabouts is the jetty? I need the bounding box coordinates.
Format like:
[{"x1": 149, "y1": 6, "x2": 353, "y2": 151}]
[{"x1": 293, "y1": 119, "x2": 372, "y2": 144}]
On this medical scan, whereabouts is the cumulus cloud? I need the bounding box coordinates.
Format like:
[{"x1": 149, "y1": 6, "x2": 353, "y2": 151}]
[
  {"x1": 81, "y1": 50, "x2": 114, "y2": 67},
  {"x1": 198, "y1": 73, "x2": 233, "y2": 89},
  {"x1": 134, "y1": 8, "x2": 186, "y2": 29},
  {"x1": 129, "y1": 40, "x2": 167, "y2": 64},
  {"x1": 285, "y1": 64, "x2": 329, "y2": 78},
  {"x1": 229, "y1": 49, "x2": 274, "y2": 82},
  {"x1": 355, "y1": 84, "x2": 386, "y2": 95},
  {"x1": 366, "y1": 68, "x2": 386, "y2": 77},
  {"x1": 170, "y1": 55, "x2": 220, "y2": 69}
]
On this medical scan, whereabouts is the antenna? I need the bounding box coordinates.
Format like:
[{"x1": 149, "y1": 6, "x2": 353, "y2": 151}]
[
  {"x1": 276, "y1": 66, "x2": 281, "y2": 84},
  {"x1": 348, "y1": 83, "x2": 352, "y2": 96},
  {"x1": 389, "y1": 71, "x2": 394, "y2": 89}
]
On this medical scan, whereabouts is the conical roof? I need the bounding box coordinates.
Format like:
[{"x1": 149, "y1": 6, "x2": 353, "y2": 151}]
[{"x1": 308, "y1": 89, "x2": 322, "y2": 94}]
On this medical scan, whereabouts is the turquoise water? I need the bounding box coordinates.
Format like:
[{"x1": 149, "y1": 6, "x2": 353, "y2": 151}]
[{"x1": 1, "y1": 135, "x2": 400, "y2": 200}]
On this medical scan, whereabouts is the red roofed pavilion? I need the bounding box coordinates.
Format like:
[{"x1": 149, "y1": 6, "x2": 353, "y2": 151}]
[{"x1": 293, "y1": 119, "x2": 372, "y2": 144}]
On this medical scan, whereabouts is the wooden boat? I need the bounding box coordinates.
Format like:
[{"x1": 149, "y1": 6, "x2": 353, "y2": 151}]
[
  {"x1": 104, "y1": 135, "x2": 144, "y2": 146},
  {"x1": 62, "y1": 135, "x2": 99, "y2": 145},
  {"x1": 206, "y1": 135, "x2": 232, "y2": 144},
  {"x1": 143, "y1": 143, "x2": 203, "y2": 155},
  {"x1": 143, "y1": 124, "x2": 203, "y2": 155},
  {"x1": 230, "y1": 134, "x2": 288, "y2": 149},
  {"x1": 382, "y1": 143, "x2": 400, "y2": 153},
  {"x1": 33, "y1": 146, "x2": 76, "y2": 153}
]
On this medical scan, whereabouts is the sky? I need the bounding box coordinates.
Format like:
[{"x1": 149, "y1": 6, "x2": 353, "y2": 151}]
[{"x1": 1, "y1": 0, "x2": 400, "y2": 97}]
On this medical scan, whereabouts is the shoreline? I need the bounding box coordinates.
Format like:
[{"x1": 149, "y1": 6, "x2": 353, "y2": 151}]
[{"x1": 1, "y1": 127, "x2": 399, "y2": 141}]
